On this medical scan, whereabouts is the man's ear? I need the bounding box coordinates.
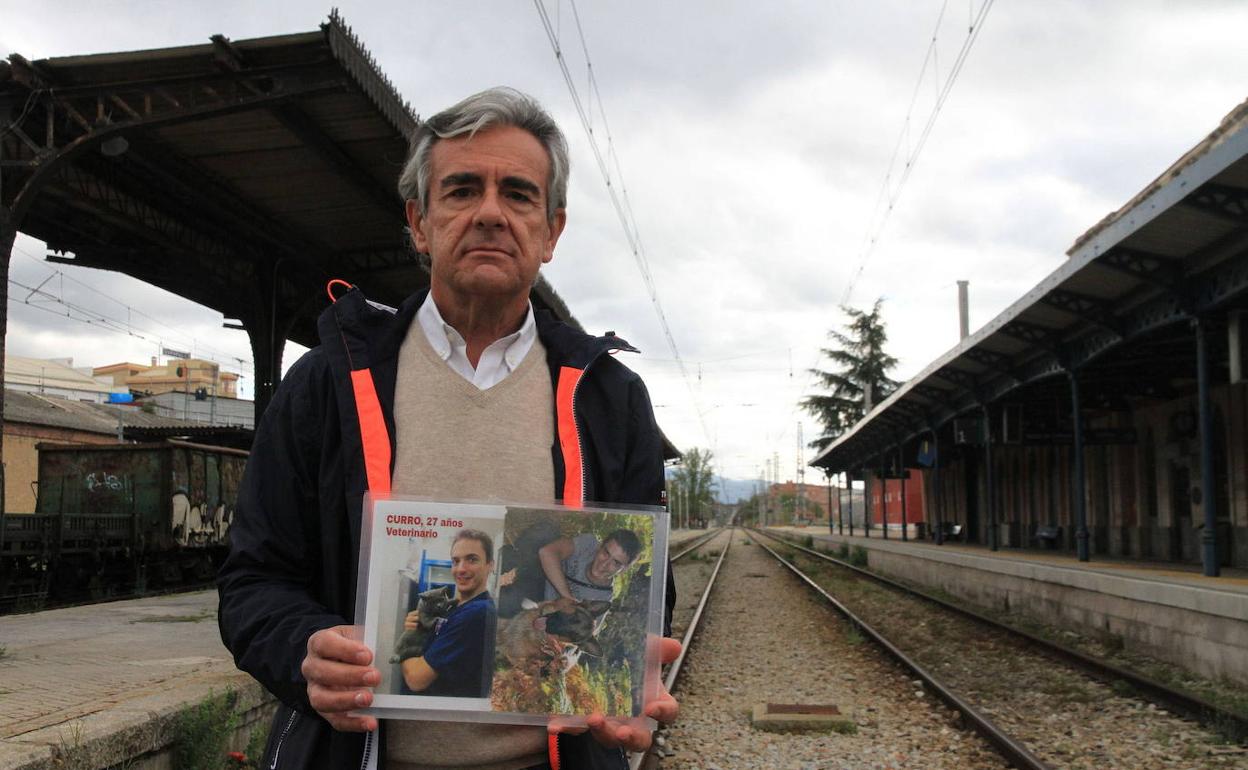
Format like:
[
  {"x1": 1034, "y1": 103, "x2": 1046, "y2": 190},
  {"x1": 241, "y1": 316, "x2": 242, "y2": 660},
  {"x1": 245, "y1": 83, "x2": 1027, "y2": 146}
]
[
  {"x1": 406, "y1": 199, "x2": 430, "y2": 254},
  {"x1": 543, "y1": 208, "x2": 567, "y2": 264}
]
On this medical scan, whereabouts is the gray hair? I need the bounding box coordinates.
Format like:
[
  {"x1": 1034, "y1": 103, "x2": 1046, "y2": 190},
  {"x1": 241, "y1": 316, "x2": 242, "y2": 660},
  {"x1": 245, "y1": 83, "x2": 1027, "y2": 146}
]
[{"x1": 398, "y1": 87, "x2": 570, "y2": 222}]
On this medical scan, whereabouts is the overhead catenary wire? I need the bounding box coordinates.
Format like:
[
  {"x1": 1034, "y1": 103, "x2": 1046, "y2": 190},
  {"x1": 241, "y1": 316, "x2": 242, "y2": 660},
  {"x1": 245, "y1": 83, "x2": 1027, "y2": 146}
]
[
  {"x1": 8, "y1": 249, "x2": 255, "y2": 375},
  {"x1": 775, "y1": 1, "x2": 995, "y2": 475},
  {"x1": 840, "y1": 0, "x2": 996, "y2": 306},
  {"x1": 532, "y1": 0, "x2": 712, "y2": 448}
]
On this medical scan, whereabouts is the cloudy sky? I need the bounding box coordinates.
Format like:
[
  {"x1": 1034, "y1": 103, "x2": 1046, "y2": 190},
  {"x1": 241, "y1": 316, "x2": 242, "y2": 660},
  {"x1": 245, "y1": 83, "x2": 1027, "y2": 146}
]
[{"x1": 3, "y1": 1, "x2": 1247, "y2": 487}]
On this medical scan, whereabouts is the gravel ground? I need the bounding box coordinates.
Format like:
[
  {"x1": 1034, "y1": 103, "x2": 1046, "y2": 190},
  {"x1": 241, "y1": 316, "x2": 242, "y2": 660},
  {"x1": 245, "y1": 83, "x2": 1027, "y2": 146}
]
[
  {"x1": 668, "y1": 530, "x2": 729, "y2": 641},
  {"x1": 768, "y1": 537, "x2": 1248, "y2": 770},
  {"x1": 656, "y1": 530, "x2": 1011, "y2": 770}
]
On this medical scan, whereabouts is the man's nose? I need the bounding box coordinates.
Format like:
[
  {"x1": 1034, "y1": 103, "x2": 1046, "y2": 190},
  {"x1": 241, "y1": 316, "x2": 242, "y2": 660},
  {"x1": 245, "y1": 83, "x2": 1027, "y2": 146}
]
[{"x1": 473, "y1": 186, "x2": 506, "y2": 229}]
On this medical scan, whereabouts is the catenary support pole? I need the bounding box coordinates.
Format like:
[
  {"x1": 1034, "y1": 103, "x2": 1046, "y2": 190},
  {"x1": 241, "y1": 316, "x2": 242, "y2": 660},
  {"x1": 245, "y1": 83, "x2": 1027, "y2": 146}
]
[
  {"x1": 1069, "y1": 370, "x2": 1090, "y2": 562},
  {"x1": 1195, "y1": 317, "x2": 1221, "y2": 577}
]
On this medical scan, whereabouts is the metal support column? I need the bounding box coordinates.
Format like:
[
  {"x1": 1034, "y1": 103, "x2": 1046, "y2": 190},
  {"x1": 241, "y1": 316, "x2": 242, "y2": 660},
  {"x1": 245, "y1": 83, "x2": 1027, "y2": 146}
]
[
  {"x1": 879, "y1": 454, "x2": 889, "y2": 539},
  {"x1": 0, "y1": 205, "x2": 15, "y2": 505},
  {"x1": 827, "y1": 472, "x2": 834, "y2": 535},
  {"x1": 839, "y1": 472, "x2": 846, "y2": 535},
  {"x1": 932, "y1": 427, "x2": 944, "y2": 545},
  {"x1": 848, "y1": 470, "x2": 855, "y2": 536},
  {"x1": 899, "y1": 443, "x2": 908, "y2": 542},
  {"x1": 984, "y1": 404, "x2": 998, "y2": 551},
  {"x1": 1195, "y1": 317, "x2": 1221, "y2": 577},
  {"x1": 1069, "y1": 370, "x2": 1090, "y2": 562},
  {"x1": 863, "y1": 466, "x2": 871, "y2": 538}
]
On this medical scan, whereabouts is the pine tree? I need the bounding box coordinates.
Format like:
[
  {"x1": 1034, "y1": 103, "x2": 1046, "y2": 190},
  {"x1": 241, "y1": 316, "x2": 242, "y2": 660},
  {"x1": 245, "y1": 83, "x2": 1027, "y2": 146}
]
[{"x1": 802, "y1": 298, "x2": 900, "y2": 451}]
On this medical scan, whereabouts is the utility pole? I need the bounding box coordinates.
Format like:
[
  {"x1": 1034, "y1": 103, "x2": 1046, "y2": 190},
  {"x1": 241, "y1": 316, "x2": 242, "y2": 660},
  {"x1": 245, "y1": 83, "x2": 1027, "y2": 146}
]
[{"x1": 796, "y1": 422, "x2": 805, "y2": 523}]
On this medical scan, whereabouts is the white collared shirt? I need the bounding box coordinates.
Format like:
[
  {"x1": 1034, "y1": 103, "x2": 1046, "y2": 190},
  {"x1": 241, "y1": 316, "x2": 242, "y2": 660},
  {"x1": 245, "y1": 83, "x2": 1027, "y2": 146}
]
[{"x1": 416, "y1": 293, "x2": 537, "y2": 390}]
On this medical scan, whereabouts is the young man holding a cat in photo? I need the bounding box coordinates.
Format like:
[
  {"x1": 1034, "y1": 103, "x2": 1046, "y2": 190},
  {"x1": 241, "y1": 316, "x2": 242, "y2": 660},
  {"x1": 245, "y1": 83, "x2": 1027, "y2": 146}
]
[{"x1": 398, "y1": 529, "x2": 498, "y2": 699}]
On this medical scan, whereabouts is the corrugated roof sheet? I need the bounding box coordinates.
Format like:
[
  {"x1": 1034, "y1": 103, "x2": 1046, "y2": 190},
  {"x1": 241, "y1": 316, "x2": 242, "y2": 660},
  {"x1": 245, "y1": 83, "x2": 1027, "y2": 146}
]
[{"x1": 3, "y1": 389, "x2": 205, "y2": 436}]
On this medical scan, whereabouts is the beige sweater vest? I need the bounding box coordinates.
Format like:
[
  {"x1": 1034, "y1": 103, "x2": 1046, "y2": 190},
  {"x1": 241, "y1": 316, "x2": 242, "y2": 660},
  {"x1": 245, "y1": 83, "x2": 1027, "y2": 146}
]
[{"x1": 386, "y1": 321, "x2": 554, "y2": 770}]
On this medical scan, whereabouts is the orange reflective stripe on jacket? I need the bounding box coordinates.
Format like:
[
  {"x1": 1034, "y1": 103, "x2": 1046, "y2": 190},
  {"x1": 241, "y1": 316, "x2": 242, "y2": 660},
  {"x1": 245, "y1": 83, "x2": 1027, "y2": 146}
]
[
  {"x1": 556, "y1": 365, "x2": 585, "y2": 507},
  {"x1": 349, "y1": 368, "x2": 391, "y2": 493}
]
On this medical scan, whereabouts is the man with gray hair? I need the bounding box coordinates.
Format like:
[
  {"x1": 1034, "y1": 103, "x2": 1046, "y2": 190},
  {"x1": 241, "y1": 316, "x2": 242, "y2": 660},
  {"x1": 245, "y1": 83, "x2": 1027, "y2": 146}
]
[{"x1": 218, "y1": 87, "x2": 678, "y2": 770}]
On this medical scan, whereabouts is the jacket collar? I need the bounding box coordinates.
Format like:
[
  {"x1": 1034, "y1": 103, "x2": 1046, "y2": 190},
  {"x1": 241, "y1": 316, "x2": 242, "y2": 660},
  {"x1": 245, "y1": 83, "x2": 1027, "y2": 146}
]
[{"x1": 318, "y1": 285, "x2": 639, "y2": 376}]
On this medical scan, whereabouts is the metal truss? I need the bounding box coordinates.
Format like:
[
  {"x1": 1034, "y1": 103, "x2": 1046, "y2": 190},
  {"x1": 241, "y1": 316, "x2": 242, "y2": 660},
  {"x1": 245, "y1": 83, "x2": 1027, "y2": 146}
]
[
  {"x1": 1040, "y1": 289, "x2": 1124, "y2": 336},
  {"x1": 1094, "y1": 247, "x2": 1183, "y2": 290},
  {"x1": 1182, "y1": 183, "x2": 1248, "y2": 226},
  {"x1": 2, "y1": 52, "x2": 350, "y2": 219}
]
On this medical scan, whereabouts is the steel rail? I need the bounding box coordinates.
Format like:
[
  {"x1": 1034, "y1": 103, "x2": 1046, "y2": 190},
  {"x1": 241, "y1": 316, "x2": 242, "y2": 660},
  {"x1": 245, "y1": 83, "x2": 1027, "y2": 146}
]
[
  {"x1": 746, "y1": 530, "x2": 1054, "y2": 770},
  {"x1": 631, "y1": 529, "x2": 733, "y2": 770},
  {"x1": 755, "y1": 528, "x2": 1248, "y2": 739},
  {"x1": 671, "y1": 529, "x2": 721, "y2": 563}
]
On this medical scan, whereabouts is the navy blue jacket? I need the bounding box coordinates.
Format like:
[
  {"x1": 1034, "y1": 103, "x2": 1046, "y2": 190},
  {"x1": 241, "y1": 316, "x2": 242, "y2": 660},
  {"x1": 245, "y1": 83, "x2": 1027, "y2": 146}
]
[{"x1": 218, "y1": 287, "x2": 673, "y2": 769}]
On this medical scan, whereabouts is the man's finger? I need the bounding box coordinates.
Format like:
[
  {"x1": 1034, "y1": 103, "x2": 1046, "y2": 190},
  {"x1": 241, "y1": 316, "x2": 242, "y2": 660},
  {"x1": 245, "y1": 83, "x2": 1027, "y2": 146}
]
[
  {"x1": 658, "y1": 636, "x2": 681, "y2": 664},
  {"x1": 308, "y1": 626, "x2": 372, "y2": 665},
  {"x1": 323, "y1": 710, "x2": 379, "y2": 733},
  {"x1": 302, "y1": 656, "x2": 380, "y2": 689},
  {"x1": 308, "y1": 682, "x2": 376, "y2": 715},
  {"x1": 645, "y1": 690, "x2": 678, "y2": 725}
]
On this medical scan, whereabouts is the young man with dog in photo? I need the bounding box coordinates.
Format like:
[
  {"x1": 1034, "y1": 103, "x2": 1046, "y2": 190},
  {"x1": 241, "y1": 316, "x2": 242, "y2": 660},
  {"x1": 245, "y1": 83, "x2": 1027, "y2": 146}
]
[
  {"x1": 497, "y1": 526, "x2": 642, "y2": 619},
  {"x1": 217, "y1": 87, "x2": 679, "y2": 770}
]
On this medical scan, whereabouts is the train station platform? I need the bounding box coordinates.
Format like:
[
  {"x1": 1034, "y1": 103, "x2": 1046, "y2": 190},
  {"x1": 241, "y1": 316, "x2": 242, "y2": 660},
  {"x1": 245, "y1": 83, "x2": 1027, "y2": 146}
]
[
  {"x1": 0, "y1": 591, "x2": 270, "y2": 770},
  {"x1": 767, "y1": 526, "x2": 1248, "y2": 688}
]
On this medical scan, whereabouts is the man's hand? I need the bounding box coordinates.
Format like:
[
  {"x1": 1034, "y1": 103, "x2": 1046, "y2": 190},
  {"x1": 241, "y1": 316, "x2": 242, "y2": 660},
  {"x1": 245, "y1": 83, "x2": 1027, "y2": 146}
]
[
  {"x1": 301, "y1": 625, "x2": 379, "y2": 732},
  {"x1": 549, "y1": 636, "x2": 681, "y2": 752},
  {"x1": 403, "y1": 610, "x2": 420, "y2": 631}
]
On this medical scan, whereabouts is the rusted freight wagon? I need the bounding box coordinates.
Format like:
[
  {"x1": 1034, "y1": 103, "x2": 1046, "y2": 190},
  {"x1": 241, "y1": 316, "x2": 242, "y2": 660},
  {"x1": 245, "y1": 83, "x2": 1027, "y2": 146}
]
[{"x1": 0, "y1": 440, "x2": 247, "y2": 608}]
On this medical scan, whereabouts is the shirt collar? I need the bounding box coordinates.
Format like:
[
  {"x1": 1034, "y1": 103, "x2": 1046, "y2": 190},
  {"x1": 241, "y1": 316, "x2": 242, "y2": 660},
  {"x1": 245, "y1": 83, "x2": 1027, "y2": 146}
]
[{"x1": 416, "y1": 293, "x2": 536, "y2": 366}]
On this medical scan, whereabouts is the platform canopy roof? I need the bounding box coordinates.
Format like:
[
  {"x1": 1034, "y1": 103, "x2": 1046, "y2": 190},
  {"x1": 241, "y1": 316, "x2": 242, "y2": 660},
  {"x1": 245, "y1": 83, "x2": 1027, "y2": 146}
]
[
  {"x1": 812, "y1": 98, "x2": 1248, "y2": 472},
  {"x1": 0, "y1": 11, "x2": 577, "y2": 358}
]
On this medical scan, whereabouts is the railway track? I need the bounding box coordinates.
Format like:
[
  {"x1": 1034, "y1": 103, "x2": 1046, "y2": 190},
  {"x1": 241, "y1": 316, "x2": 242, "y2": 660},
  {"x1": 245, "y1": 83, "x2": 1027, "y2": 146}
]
[
  {"x1": 645, "y1": 528, "x2": 1016, "y2": 770},
  {"x1": 752, "y1": 528, "x2": 1248, "y2": 769}
]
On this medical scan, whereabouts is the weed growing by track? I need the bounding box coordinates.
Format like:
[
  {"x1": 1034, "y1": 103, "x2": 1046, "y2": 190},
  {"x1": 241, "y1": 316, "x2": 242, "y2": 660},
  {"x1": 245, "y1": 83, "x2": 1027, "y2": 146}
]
[{"x1": 174, "y1": 690, "x2": 241, "y2": 770}]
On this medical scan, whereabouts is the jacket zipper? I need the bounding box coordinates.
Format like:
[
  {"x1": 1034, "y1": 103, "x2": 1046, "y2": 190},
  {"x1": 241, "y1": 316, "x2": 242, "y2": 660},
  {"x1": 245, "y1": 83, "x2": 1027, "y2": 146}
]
[
  {"x1": 358, "y1": 729, "x2": 376, "y2": 770},
  {"x1": 568, "y1": 349, "x2": 612, "y2": 505},
  {"x1": 269, "y1": 711, "x2": 298, "y2": 770}
]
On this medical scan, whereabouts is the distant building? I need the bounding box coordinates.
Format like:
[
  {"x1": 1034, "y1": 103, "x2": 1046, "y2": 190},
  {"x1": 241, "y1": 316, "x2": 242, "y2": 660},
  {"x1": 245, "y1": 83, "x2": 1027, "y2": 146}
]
[
  {"x1": 5, "y1": 356, "x2": 123, "y2": 403},
  {"x1": 1, "y1": 389, "x2": 211, "y2": 513},
  {"x1": 95, "y1": 358, "x2": 239, "y2": 399},
  {"x1": 141, "y1": 390, "x2": 254, "y2": 429}
]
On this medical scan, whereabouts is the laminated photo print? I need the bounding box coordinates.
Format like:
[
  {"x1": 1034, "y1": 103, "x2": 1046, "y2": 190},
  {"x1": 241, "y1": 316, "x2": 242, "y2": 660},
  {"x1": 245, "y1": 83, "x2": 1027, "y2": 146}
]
[{"x1": 355, "y1": 495, "x2": 668, "y2": 729}]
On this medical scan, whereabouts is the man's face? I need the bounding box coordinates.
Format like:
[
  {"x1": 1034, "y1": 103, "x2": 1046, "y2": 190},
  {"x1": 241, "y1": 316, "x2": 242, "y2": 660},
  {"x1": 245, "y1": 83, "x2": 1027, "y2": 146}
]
[
  {"x1": 407, "y1": 125, "x2": 567, "y2": 307},
  {"x1": 587, "y1": 538, "x2": 634, "y2": 584},
  {"x1": 450, "y1": 537, "x2": 492, "y2": 601}
]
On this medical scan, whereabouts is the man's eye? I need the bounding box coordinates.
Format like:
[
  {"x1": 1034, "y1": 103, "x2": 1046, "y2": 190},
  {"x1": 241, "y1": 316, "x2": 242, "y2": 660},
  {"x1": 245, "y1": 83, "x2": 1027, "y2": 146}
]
[
  {"x1": 448, "y1": 188, "x2": 474, "y2": 198},
  {"x1": 505, "y1": 190, "x2": 534, "y2": 203}
]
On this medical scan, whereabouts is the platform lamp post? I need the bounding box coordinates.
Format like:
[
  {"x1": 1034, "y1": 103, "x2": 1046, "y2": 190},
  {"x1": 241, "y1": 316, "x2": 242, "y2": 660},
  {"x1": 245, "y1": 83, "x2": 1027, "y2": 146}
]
[{"x1": 1194, "y1": 317, "x2": 1220, "y2": 577}]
